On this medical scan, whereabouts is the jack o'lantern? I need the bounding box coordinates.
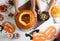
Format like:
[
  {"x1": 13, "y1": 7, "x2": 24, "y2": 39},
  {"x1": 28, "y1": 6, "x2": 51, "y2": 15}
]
[{"x1": 15, "y1": 10, "x2": 36, "y2": 30}]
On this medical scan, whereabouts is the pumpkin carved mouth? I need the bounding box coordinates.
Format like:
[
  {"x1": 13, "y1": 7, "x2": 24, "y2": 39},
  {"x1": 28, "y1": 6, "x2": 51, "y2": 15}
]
[{"x1": 22, "y1": 14, "x2": 30, "y2": 24}]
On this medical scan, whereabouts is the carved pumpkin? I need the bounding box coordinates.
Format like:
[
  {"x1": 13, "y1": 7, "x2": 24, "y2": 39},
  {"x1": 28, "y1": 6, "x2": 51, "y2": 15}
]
[{"x1": 15, "y1": 10, "x2": 36, "y2": 30}]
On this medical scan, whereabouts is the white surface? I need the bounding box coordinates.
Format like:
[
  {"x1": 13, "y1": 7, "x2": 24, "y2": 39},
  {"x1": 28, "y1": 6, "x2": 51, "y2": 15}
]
[
  {"x1": 18, "y1": 0, "x2": 29, "y2": 7},
  {"x1": 0, "y1": 0, "x2": 60, "y2": 41}
]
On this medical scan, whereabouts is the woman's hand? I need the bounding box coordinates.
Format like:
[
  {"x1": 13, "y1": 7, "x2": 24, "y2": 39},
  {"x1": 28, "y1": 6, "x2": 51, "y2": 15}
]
[
  {"x1": 14, "y1": 0, "x2": 19, "y2": 13},
  {"x1": 32, "y1": 9, "x2": 37, "y2": 17},
  {"x1": 48, "y1": 0, "x2": 56, "y2": 17},
  {"x1": 36, "y1": 0, "x2": 42, "y2": 13},
  {"x1": 31, "y1": 0, "x2": 35, "y2": 10},
  {"x1": 31, "y1": 0, "x2": 37, "y2": 17},
  {"x1": 49, "y1": 8, "x2": 52, "y2": 17}
]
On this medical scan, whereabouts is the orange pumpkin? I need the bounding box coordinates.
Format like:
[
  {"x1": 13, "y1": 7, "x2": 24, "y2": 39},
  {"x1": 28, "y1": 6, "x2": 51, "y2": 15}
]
[
  {"x1": 32, "y1": 26, "x2": 56, "y2": 41},
  {"x1": 51, "y1": 6, "x2": 60, "y2": 18},
  {"x1": 15, "y1": 10, "x2": 36, "y2": 30},
  {"x1": 2, "y1": 21, "x2": 16, "y2": 34}
]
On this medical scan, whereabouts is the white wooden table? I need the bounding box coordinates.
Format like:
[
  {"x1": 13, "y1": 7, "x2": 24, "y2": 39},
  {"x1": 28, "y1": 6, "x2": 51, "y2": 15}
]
[{"x1": 0, "y1": 0, "x2": 60, "y2": 41}]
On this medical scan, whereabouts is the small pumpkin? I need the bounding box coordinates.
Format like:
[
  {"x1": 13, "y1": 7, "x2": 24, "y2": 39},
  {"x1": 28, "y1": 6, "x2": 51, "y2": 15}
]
[
  {"x1": 51, "y1": 6, "x2": 60, "y2": 18},
  {"x1": 39, "y1": 11, "x2": 50, "y2": 21},
  {"x1": 15, "y1": 10, "x2": 36, "y2": 30}
]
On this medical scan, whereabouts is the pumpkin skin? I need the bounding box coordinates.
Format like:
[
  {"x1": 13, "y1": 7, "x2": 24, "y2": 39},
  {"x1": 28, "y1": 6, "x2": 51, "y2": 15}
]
[
  {"x1": 15, "y1": 10, "x2": 36, "y2": 30},
  {"x1": 51, "y1": 6, "x2": 60, "y2": 18},
  {"x1": 2, "y1": 21, "x2": 16, "y2": 33}
]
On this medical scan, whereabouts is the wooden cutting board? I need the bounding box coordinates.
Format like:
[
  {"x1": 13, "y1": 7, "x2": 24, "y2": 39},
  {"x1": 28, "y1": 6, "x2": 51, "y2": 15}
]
[{"x1": 18, "y1": 1, "x2": 48, "y2": 28}]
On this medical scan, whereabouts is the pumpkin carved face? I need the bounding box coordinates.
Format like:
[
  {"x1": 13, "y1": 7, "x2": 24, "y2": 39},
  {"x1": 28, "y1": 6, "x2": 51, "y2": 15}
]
[{"x1": 15, "y1": 10, "x2": 36, "y2": 30}]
